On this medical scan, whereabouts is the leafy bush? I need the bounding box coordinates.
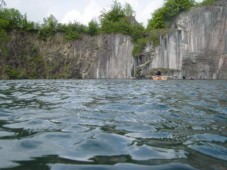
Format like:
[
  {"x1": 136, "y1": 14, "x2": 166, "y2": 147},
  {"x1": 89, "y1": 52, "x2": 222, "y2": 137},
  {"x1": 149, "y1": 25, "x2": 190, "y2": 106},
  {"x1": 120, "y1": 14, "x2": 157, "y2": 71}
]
[
  {"x1": 6, "y1": 66, "x2": 21, "y2": 79},
  {"x1": 38, "y1": 14, "x2": 58, "y2": 39},
  {"x1": 132, "y1": 38, "x2": 148, "y2": 57},
  {"x1": 147, "y1": 0, "x2": 195, "y2": 31},
  {"x1": 100, "y1": 1, "x2": 126, "y2": 34},
  {"x1": 130, "y1": 23, "x2": 145, "y2": 42},
  {"x1": 100, "y1": 1, "x2": 144, "y2": 38},
  {"x1": 0, "y1": 18, "x2": 9, "y2": 29},
  {"x1": 87, "y1": 20, "x2": 99, "y2": 35},
  {"x1": 0, "y1": 8, "x2": 38, "y2": 32},
  {"x1": 57, "y1": 22, "x2": 87, "y2": 40},
  {"x1": 65, "y1": 31, "x2": 80, "y2": 40},
  {"x1": 101, "y1": 1, "x2": 125, "y2": 23}
]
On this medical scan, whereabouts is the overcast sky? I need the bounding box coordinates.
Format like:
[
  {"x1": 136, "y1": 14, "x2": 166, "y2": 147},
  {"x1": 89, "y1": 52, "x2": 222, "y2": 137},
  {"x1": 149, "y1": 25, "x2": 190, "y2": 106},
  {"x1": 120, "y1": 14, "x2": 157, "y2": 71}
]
[{"x1": 5, "y1": 0, "x2": 203, "y2": 26}]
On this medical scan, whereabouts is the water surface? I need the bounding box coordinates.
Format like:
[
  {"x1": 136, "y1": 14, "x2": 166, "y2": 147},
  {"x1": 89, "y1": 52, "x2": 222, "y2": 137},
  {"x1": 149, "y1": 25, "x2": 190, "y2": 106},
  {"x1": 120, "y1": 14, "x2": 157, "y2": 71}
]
[{"x1": 0, "y1": 80, "x2": 226, "y2": 170}]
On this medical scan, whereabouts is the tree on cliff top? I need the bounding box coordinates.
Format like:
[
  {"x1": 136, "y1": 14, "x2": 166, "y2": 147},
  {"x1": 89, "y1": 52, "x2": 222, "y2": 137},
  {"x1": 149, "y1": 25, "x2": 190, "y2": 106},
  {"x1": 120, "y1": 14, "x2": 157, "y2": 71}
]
[
  {"x1": 101, "y1": 1, "x2": 125, "y2": 23},
  {"x1": 0, "y1": 7, "x2": 38, "y2": 32},
  {"x1": 124, "y1": 3, "x2": 135, "y2": 17},
  {"x1": 147, "y1": 0, "x2": 195, "y2": 30},
  {"x1": 87, "y1": 19, "x2": 99, "y2": 35},
  {"x1": 100, "y1": 0, "x2": 145, "y2": 41},
  {"x1": 100, "y1": 0, "x2": 126, "y2": 33}
]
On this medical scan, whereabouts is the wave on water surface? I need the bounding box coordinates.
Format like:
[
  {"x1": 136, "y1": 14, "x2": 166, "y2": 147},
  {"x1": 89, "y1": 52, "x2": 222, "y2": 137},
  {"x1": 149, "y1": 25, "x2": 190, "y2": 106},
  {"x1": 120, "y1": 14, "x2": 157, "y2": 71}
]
[{"x1": 0, "y1": 80, "x2": 226, "y2": 170}]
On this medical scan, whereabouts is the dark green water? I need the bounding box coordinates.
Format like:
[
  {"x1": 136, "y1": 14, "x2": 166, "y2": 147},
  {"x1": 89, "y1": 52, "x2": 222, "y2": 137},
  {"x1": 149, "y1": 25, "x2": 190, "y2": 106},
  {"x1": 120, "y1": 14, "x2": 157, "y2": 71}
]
[{"x1": 0, "y1": 80, "x2": 226, "y2": 170}]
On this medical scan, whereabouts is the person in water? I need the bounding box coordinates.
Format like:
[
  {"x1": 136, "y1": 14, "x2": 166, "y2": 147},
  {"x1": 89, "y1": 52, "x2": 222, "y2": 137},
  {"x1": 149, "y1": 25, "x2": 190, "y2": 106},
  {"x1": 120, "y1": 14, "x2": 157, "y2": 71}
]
[{"x1": 156, "y1": 70, "x2": 161, "y2": 77}]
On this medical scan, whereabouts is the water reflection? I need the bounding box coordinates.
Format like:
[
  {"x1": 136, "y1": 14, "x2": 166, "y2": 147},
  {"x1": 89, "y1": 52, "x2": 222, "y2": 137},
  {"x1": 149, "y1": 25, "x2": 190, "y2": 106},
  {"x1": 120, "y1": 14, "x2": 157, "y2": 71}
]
[{"x1": 0, "y1": 80, "x2": 227, "y2": 169}]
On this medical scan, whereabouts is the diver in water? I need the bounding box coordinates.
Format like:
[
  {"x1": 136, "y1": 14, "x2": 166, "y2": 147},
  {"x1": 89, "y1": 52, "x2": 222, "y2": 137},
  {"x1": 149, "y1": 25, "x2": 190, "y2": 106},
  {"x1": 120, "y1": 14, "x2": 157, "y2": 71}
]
[{"x1": 156, "y1": 70, "x2": 161, "y2": 77}]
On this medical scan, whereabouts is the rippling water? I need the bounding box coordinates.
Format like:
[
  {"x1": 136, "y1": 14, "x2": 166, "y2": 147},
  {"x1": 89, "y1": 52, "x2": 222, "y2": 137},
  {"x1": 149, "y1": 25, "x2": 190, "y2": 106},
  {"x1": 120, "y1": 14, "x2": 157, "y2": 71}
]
[{"x1": 0, "y1": 80, "x2": 226, "y2": 170}]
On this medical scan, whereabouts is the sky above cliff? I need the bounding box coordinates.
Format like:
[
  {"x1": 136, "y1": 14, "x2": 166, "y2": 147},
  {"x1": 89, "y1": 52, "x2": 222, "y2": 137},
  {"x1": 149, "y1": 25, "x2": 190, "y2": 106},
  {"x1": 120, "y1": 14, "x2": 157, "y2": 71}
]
[{"x1": 5, "y1": 0, "x2": 203, "y2": 26}]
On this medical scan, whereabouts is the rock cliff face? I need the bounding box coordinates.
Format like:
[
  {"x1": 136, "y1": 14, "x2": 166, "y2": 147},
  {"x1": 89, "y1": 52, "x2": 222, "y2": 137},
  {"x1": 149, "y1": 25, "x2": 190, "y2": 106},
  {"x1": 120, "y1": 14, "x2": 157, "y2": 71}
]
[
  {"x1": 3, "y1": 32, "x2": 134, "y2": 79},
  {"x1": 138, "y1": 3, "x2": 227, "y2": 79},
  {"x1": 38, "y1": 34, "x2": 134, "y2": 79}
]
